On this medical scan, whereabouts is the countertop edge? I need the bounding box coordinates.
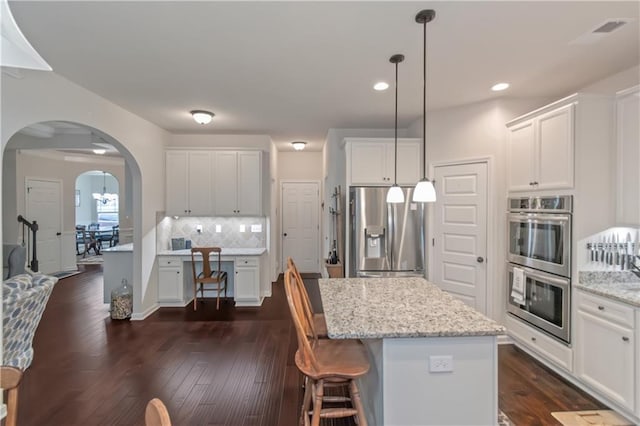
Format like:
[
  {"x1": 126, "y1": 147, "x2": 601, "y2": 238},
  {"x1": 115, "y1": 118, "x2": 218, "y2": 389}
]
[{"x1": 574, "y1": 282, "x2": 640, "y2": 308}]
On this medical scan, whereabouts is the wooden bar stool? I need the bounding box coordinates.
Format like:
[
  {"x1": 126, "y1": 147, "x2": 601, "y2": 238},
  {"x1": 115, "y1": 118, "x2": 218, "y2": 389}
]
[
  {"x1": 190, "y1": 247, "x2": 228, "y2": 310},
  {"x1": 284, "y1": 269, "x2": 369, "y2": 426},
  {"x1": 145, "y1": 398, "x2": 172, "y2": 426},
  {"x1": 0, "y1": 366, "x2": 23, "y2": 426},
  {"x1": 287, "y1": 257, "x2": 328, "y2": 338}
]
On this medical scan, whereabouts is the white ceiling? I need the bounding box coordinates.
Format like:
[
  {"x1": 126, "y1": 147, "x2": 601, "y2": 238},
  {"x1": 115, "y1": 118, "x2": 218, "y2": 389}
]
[{"x1": 9, "y1": 1, "x2": 640, "y2": 152}]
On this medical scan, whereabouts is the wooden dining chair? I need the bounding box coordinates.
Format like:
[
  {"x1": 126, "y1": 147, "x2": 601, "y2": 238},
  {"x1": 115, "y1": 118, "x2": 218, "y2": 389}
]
[
  {"x1": 284, "y1": 269, "x2": 369, "y2": 426},
  {"x1": 145, "y1": 398, "x2": 172, "y2": 426},
  {"x1": 0, "y1": 366, "x2": 23, "y2": 426},
  {"x1": 287, "y1": 257, "x2": 328, "y2": 338},
  {"x1": 190, "y1": 247, "x2": 228, "y2": 310}
]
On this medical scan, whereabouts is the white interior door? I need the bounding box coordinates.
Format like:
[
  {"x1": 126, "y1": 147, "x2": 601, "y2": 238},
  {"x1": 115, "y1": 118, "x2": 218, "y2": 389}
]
[
  {"x1": 432, "y1": 162, "x2": 487, "y2": 313},
  {"x1": 26, "y1": 178, "x2": 63, "y2": 274},
  {"x1": 282, "y1": 182, "x2": 320, "y2": 273}
]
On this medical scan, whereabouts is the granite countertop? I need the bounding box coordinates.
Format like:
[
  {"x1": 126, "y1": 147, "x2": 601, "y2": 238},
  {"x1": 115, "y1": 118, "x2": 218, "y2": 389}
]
[
  {"x1": 576, "y1": 271, "x2": 640, "y2": 308},
  {"x1": 318, "y1": 277, "x2": 506, "y2": 339},
  {"x1": 102, "y1": 243, "x2": 133, "y2": 253},
  {"x1": 157, "y1": 247, "x2": 266, "y2": 256}
]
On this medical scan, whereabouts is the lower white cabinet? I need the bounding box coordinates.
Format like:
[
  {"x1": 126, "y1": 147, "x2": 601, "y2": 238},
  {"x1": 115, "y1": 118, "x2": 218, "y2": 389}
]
[
  {"x1": 575, "y1": 290, "x2": 636, "y2": 412},
  {"x1": 158, "y1": 257, "x2": 183, "y2": 302},
  {"x1": 505, "y1": 313, "x2": 573, "y2": 372},
  {"x1": 234, "y1": 257, "x2": 261, "y2": 306}
]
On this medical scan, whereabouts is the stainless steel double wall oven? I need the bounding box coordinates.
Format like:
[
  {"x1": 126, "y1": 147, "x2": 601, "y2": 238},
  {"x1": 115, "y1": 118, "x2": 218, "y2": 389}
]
[{"x1": 506, "y1": 196, "x2": 572, "y2": 344}]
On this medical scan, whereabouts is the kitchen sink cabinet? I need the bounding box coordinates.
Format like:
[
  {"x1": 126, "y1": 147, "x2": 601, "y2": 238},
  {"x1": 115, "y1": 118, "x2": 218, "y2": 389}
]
[
  {"x1": 575, "y1": 290, "x2": 636, "y2": 412},
  {"x1": 507, "y1": 103, "x2": 575, "y2": 192},
  {"x1": 166, "y1": 151, "x2": 213, "y2": 216},
  {"x1": 615, "y1": 86, "x2": 640, "y2": 226},
  {"x1": 213, "y1": 151, "x2": 262, "y2": 216},
  {"x1": 346, "y1": 138, "x2": 421, "y2": 185}
]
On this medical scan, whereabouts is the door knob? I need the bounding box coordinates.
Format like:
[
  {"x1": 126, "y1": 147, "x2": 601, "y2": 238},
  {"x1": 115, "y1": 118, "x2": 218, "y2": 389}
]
[
  {"x1": 56, "y1": 232, "x2": 61, "y2": 236},
  {"x1": 477, "y1": 257, "x2": 484, "y2": 263}
]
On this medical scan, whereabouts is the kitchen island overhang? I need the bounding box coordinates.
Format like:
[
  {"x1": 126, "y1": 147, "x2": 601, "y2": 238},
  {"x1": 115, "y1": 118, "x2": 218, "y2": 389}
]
[{"x1": 318, "y1": 277, "x2": 505, "y2": 426}]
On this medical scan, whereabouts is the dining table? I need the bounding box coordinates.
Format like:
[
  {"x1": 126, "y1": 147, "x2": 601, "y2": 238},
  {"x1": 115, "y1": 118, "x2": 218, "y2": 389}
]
[{"x1": 318, "y1": 276, "x2": 505, "y2": 426}]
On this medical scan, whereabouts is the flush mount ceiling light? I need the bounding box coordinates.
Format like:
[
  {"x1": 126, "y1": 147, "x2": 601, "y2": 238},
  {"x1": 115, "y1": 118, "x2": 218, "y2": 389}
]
[
  {"x1": 292, "y1": 141, "x2": 307, "y2": 151},
  {"x1": 386, "y1": 54, "x2": 405, "y2": 204},
  {"x1": 92, "y1": 149, "x2": 106, "y2": 155},
  {"x1": 373, "y1": 82, "x2": 389, "y2": 91},
  {"x1": 412, "y1": 9, "x2": 437, "y2": 203},
  {"x1": 491, "y1": 82, "x2": 510, "y2": 92},
  {"x1": 190, "y1": 110, "x2": 214, "y2": 125}
]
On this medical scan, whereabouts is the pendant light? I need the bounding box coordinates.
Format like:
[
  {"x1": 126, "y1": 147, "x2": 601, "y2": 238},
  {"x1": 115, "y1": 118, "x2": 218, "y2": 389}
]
[
  {"x1": 92, "y1": 171, "x2": 112, "y2": 204},
  {"x1": 386, "y1": 54, "x2": 405, "y2": 204},
  {"x1": 412, "y1": 9, "x2": 437, "y2": 203}
]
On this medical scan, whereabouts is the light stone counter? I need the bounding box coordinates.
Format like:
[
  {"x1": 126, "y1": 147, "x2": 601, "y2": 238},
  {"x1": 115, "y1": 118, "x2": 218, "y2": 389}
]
[
  {"x1": 318, "y1": 276, "x2": 503, "y2": 426},
  {"x1": 577, "y1": 271, "x2": 640, "y2": 307},
  {"x1": 102, "y1": 243, "x2": 133, "y2": 252},
  {"x1": 319, "y1": 277, "x2": 505, "y2": 339}
]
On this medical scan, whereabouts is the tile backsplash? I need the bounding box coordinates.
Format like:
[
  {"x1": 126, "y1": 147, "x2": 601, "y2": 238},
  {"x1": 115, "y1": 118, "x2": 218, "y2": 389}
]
[{"x1": 157, "y1": 216, "x2": 266, "y2": 251}]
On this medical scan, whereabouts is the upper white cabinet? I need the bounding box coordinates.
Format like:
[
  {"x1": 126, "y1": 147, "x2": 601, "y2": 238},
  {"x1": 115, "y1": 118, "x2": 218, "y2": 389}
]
[
  {"x1": 166, "y1": 151, "x2": 213, "y2": 216},
  {"x1": 346, "y1": 138, "x2": 421, "y2": 185},
  {"x1": 507, "y1": 103, "x2": 575, "y2": 192},
  {"x1": 616, "y1": 86, "x2": 640, "y2": 226},
  {"x1": 213, "y1": 151, "x2": 262, "y2": 216}
]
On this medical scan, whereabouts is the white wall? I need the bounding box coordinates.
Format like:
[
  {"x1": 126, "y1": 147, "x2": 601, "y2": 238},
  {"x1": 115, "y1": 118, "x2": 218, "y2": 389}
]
[
  {"x1": 1, "y1": 70, "x2": 169, "y2": 320},
  {"x1": 169, "y1": 134, "x2": 271, "y2": 150},
  {"x1": 278, "y1": 151, "x2": 323, "y2": 181}
]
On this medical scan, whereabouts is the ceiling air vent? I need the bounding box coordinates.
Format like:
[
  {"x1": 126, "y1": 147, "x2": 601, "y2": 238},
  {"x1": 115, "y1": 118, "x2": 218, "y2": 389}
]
[{"x1": 592, "y1": 20, "x2": 628, "y2": 33}]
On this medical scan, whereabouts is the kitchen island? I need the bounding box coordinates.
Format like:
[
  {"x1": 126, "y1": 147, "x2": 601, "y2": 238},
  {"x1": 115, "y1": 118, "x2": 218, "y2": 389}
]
[{"x1": 318, "y1": 277, "x2": 505, "y2": 426}]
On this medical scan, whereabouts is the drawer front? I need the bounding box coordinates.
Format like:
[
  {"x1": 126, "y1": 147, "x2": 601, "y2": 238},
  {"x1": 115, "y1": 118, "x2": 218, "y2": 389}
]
[
  {"x1": 159, "y1": 257, "x2": 182, "y2": 267},
  {"x1": 506, "y1": 314, "x2": 573, "y2": 372},
  {"x1": 576, "y1": 290, "x2": 635, "y2": 328},
  {"x1": 235, "y1": 257, "x2": 258, "y2": 267}
]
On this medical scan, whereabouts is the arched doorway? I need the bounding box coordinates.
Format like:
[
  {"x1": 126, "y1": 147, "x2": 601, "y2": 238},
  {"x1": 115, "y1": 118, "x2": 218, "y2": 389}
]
[{"x1": 2, "y1": 120, "x2": 140, "y2": 279}]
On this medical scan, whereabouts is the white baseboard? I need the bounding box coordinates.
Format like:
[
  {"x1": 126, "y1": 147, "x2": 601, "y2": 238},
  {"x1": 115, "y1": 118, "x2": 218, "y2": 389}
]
[{"x1": 131, "y1": 304, "x2": 159, "y2": 320}]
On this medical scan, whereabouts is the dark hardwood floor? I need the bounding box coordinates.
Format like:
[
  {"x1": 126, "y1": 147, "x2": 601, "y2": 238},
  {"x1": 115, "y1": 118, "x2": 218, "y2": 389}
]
[{"x1": 15, "y1": 266, "x2": 606, "y2": 425}]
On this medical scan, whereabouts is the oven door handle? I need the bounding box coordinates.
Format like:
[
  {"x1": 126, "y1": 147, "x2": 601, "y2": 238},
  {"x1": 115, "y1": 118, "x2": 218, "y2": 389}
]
[
  {"x1": 523, "y1": 268, "x2": 570, "y2": 289},
  {"x1": 508, "y1": 213, "x2": 571, "y2": 224}
]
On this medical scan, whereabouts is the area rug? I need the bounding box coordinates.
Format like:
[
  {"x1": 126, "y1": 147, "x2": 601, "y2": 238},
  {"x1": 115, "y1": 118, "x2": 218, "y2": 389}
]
[
  {"x1": 77, "y1": 255, "x2": 103, "y2": 265},
  {"x1": 499, "y1": 410, "x2": 513, "y2": 426},
  {"x1": 551, "y1": 410, "x2": 633, "y2": 426},
  {"x1": 50, "y1": 270, "x2": 82, "y2": 279}
]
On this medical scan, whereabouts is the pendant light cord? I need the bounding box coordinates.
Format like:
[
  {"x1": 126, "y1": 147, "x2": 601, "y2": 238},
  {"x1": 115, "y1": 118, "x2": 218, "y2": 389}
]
[
  {"x1": 394, "y1": 59, "x2": 399, "y2": 185},
  {"x1": 422, "y1": 18, "x2": 427, "y2": 180}
]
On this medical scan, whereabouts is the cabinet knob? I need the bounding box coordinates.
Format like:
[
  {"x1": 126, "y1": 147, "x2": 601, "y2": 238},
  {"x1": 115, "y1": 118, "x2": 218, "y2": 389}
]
[
  {"x1": 622, "y1": 336, "x2": 630, "y2": 342},
  {"x1": 531, "y1": 337, "x2": 536, "y2": 342},
  {"x1": 598, "y1": 306, "x2": 604, "y2": 310}
]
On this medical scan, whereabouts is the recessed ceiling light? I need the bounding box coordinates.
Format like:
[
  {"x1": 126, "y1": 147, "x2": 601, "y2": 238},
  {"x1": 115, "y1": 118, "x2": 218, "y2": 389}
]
[
  {"x1": 93, "y1": 149, "x2": 106, "y2": 155},
  {"x1": 190, "y1": 110, "x2": 214, "y2": 125},
  {"x1": 374, "y1": 82, "x2": 389, "y2": 91},
  {"x1": 491, "y1": 82, "x2": 510, "y2": 92}
]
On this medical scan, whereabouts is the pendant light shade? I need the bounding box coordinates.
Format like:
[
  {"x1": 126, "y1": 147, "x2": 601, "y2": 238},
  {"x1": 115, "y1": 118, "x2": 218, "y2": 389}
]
[
  {"x1": 386, "y1": 54, "x2": 405, "y2": 204},
  {"x1": 413, "y1": 178, "x2": 437, "y2": 202},
  {"x1": 386, "y1": 184, "x2": 405, "y2": 203},
  {"x1": 413, "y1": 9, "x2": 437, "y2": 203}
]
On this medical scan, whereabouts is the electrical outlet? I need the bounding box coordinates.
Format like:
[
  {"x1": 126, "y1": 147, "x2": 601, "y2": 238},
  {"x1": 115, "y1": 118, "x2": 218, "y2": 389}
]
[
  {"x1": 429, "y1": 355, "x2": 453, "y2": 373},
  {"x1": 195, "y1": 224, "x2": 203, "y2": 233},
  {"x1": 215, "y1": 224, "x2": 222, "y2": 233}
]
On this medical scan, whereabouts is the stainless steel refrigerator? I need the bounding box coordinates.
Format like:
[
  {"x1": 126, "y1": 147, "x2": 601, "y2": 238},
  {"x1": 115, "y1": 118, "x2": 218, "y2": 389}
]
[{"x1": 349, "y1": 186, "x2": 425, "y2": 277}]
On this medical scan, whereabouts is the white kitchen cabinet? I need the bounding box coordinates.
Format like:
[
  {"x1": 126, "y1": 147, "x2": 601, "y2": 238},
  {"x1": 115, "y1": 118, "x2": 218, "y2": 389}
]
[
  {"x1": 505, "y1": 313, "x2": 573, "y2": 372},
  {"x1": 507, "y1": 103, "x2": 574, "y2": 192},
  {"x1": 158, "y1": 257, "x2": 183, "y2": 302},
  {"x1": 575, "y1": 290, "x2": 635, "y2": 412},
  {"x1": 346, "y1": 138, "x2": 421, "y2": 185},
  {"x1": 165, "y1": 151, "x2": 213, "y2": 216},
  {"x1": 213, "y1": 151, "x2": 262, "y2": 216},
  {"x1": 616, "y1": 86, "x2": 640, "y2": 226},
  {"x1": 234, "y1": 257, "x2": 261, "y2": 306}
]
